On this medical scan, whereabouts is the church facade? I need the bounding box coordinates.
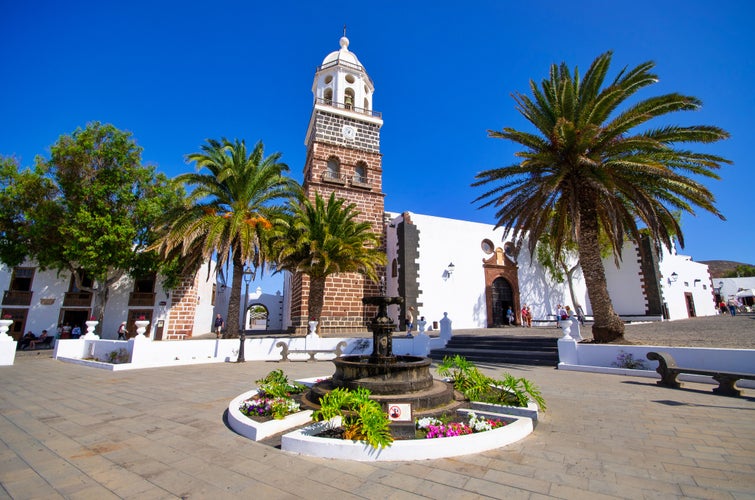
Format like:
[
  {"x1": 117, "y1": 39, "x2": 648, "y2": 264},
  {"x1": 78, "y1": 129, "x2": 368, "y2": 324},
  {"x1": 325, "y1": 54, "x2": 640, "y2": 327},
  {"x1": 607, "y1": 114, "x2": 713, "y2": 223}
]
[{"x1": 282, "y1": 35, "x2": 718, "y2": 334}]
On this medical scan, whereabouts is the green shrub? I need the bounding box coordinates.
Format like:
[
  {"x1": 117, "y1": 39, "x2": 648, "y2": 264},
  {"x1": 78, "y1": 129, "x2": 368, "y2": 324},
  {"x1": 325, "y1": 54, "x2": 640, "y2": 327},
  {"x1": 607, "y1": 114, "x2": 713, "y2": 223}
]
[
  {"x1": 312, "y1": 386, "x2": 393, "y2": 449},
  {"x1": 437, "y1": 355, "x2": 546, "y2": 411}
]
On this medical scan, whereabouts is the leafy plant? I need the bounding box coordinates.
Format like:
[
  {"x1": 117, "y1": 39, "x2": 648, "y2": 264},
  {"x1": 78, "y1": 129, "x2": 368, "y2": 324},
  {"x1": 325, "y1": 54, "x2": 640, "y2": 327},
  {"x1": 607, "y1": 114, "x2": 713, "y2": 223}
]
[
  {"x1": 437, "y1": 355, "x2": 546, "y2": 411},
  {"x1": 106, "y1": 348, "x2": 130, "y2": 364},
  {"x1": 612, "y1": 351, "x2": 648, "y2": 370},
  {"x1": 312, "y1": 386, "x2": 393, "y2": 449},
  {"x1": 255, "y1": 369, "x2": 306, "y2": 398}
]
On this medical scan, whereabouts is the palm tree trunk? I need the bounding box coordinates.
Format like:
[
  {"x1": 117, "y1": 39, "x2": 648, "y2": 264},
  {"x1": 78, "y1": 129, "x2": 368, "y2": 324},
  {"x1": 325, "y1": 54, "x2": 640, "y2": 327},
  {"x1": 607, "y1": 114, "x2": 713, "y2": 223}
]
[
  {"x1": 308, "y1": 276, "x2": 327, "y2": 330},
  {"x1": 577, "y1": 198, "x2": 625, "y2": 342},
  {"x1": 226, "y1": 252, "x2": 244, "y2": 338}
]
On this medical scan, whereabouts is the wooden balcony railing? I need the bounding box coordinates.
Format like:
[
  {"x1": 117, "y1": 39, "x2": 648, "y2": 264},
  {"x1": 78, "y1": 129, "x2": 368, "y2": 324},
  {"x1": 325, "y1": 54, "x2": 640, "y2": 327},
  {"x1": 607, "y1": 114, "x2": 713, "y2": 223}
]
[
  {"x1": 2, "y1": 290, "x2": 32, "y2": 306},
  {"x1": 129, "y1": 292, "x2": 156, "y2": 307},
  {"x1": 62, "y1": 292, "x2": 92, "y2": 307}
]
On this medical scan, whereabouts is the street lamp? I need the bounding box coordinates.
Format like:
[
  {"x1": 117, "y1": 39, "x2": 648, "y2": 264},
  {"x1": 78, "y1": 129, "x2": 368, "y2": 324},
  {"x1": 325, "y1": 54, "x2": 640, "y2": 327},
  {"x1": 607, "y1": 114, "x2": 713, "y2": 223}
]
[{"x1": 237, "y1": 265, "x2": 254, "y2": 363}]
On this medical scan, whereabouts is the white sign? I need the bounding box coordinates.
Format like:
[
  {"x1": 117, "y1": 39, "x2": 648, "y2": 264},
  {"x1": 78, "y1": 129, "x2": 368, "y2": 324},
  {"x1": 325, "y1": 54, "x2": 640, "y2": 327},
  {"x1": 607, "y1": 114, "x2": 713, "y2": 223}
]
[{"x1": 387, "y1": 403, "x2": 412, "y2": 422}]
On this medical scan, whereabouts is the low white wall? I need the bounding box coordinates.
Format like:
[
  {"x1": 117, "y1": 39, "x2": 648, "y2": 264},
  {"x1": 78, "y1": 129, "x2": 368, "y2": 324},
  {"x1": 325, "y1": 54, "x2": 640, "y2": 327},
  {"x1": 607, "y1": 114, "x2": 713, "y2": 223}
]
[
  {"x1": 0, "y1": 340, "x2": 17, "y2": 366},
  {"x1": 557, "y1": 338, "x2": 755, "y2": 388},
  {"x1": 53, "y1": 332, "x2": 451, "y2": 369}
]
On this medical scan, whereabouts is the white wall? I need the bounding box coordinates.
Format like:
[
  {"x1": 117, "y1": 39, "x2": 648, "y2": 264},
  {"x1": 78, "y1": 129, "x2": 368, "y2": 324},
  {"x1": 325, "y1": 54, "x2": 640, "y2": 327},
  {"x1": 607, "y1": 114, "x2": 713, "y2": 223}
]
[
  {"x1": 387, "y1": 212, "x2": 576, "y2": 328},
  {"x1": 658, "y1": 245, "x2": 717, "y2": 319}
]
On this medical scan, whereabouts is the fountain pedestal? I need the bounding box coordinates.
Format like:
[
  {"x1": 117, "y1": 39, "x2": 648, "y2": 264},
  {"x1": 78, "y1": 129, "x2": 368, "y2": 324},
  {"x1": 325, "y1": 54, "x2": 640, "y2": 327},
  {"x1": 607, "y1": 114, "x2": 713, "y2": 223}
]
[{"x1": 307, "y1": 296, "x2": 461, "y2": 437}]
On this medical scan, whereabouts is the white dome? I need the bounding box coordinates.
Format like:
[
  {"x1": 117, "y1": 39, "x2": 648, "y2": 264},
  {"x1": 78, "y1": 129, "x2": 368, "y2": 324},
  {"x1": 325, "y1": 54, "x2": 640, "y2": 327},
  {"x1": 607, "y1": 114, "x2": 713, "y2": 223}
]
[{"x1": 321, "y1": 36, "x2": 363, "y2": 68}]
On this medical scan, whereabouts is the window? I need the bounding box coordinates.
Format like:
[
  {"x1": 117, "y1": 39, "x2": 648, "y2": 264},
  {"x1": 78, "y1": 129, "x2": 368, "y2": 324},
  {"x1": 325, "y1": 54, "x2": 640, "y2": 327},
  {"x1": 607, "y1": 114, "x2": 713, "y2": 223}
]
[
  {"x1": 344, "y1": 88, "x2": 355, "y2": 109},
  {"x1": 133, "y1": 274, "x2": 155, "y2": 293},
  {"x1": 10, "y1": 267, "x2": 34, "y2": 292},
  {"x1": 326, "y1": 157, "x2": 340, "y2": 180},
  {"x1": 323, "y1": 87, "x2": 333, "y2": 104},
  {"x1": 354, "y1": 162, "x2": 368, "y2": 184}
]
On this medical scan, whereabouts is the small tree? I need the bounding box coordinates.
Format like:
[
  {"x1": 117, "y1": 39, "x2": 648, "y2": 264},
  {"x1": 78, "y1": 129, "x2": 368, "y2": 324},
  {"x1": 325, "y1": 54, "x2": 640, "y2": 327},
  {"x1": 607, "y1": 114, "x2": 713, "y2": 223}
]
[
  {"x1": 270, "y1": 192, "x2": 385, "y2": 323},
  {"x1": 0, "y1": 123, "x2": 182, "y2": 326}
]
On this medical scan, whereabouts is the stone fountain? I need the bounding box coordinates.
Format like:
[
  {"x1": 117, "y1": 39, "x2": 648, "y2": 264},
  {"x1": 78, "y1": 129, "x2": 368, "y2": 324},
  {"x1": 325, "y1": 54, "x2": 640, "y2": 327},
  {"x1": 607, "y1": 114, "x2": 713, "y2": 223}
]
[{"x1": 305, "y1": 296, "x2": 460, "y2": 436}]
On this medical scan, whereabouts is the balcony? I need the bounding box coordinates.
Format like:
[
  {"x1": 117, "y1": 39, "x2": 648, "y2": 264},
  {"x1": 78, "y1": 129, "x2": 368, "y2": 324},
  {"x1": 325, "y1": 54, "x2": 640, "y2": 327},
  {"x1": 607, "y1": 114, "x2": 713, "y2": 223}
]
[
  {"x1": 2, "y1": 290, "x2": 32, "y2": 306},
  {"x1": 63, "y1": 292, "x2": 92, "y2": 307},
  {"x1": 129, "y1": 292, "x2": 156, "y2": 307},
  {"x1": 314, "y1": 97, "x2": 381, "y2": 119}
]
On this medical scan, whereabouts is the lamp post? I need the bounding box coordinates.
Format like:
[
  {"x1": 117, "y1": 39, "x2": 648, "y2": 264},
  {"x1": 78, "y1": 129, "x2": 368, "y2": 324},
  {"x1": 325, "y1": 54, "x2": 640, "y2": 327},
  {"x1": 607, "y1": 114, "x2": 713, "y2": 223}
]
[{"x1": 237, "y1": 266, "x2": 253, "y2": 363}]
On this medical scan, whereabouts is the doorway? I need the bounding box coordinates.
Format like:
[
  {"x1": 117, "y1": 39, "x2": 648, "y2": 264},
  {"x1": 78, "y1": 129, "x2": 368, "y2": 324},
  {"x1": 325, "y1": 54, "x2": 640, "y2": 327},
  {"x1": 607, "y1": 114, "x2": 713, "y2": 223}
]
[
  {"x1": 491, "y1": 278, "x2": 514, "y2": 326},
  {"x1": 684, "y1": 292, "x2": 696, "y2": 318},
  {"x1": 60, "y1": 309, "x2": 90, "y2": 338}
]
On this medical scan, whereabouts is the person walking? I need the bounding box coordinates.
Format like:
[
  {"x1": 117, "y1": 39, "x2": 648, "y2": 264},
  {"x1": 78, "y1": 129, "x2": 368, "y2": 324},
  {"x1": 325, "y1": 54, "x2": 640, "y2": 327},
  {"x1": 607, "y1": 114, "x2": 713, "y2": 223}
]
[
  {"x1": 506, "y1": 306, "x2": 515, "y2": 326},
  {"x1": 117, "y1": 321, "x2": 128, "y2": 340},
  {"x1": 727, "y1": 298, "x2": 737, "y2": 316},
  {"x1": 214, "y1": 314, "x2": 225, "y2": 338},
  {"x1": 406, "y1": 307, "x2": 415, "y2": 337}
]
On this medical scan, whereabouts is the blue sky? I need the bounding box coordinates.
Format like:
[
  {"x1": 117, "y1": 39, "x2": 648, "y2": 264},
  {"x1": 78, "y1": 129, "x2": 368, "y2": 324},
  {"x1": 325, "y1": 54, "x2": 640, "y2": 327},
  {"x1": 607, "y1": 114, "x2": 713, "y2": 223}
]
[{"x1": 2, "y1": 1, "x2": 753, "y2": 293}]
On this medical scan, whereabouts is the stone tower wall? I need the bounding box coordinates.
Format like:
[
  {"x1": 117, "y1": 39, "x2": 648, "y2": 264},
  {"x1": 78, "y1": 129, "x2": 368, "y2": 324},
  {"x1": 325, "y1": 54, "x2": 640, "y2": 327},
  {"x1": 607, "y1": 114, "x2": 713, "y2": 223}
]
[{"x1": 166, "y1": 274, "x2": 199, "y2": 337}]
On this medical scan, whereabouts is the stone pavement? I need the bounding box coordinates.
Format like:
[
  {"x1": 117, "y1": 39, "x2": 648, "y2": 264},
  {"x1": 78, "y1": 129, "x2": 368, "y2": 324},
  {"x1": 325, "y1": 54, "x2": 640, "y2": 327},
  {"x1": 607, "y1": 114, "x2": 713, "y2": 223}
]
[{"x1": 2, "y1": 317, "x2": 754, "y2": 499}]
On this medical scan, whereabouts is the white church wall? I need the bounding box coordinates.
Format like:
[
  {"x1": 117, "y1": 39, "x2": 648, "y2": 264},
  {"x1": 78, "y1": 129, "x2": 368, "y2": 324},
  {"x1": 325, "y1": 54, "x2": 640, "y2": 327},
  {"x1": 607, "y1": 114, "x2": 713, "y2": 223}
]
[
  {"x1": 400, "y1": 213, "x2": 577, "y2": 328},
  {"x1": 515, "y1": 242, "x2": 586, "y2": 321},
  {"x1": 658, "y1": 246, "x2": 716, "y2": 320},
  {"x1": 602, "y1": 243, "x2": 647, "y2": 316}
]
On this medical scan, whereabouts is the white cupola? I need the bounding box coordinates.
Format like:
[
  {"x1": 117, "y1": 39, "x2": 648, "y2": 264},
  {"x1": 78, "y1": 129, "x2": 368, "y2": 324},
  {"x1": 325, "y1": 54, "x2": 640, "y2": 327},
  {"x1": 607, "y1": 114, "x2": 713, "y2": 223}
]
[{"x1": 312, "y1": 36, "x2": 375, "y2": 114}]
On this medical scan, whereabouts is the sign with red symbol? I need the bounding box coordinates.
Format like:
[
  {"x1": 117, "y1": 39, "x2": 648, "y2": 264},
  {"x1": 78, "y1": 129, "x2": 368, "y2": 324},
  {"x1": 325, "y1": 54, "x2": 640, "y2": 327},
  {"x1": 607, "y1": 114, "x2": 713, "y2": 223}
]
[{"x1": 387, "y1": 403, "x2": 412, "y2": 422}]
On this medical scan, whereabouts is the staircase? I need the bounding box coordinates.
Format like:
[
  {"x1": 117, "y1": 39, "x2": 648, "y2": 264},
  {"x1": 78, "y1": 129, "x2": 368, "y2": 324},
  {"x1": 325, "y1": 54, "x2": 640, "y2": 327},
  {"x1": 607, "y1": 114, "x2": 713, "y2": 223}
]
[{"x1": 429, "y1": 335, "x2": 559, "y2": 366}]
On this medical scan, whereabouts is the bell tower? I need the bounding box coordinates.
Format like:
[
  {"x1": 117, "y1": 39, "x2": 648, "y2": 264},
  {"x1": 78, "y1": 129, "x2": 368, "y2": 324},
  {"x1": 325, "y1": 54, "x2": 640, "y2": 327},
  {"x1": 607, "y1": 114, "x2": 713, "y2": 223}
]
[{"x1": 288, "y1": 35, "x2": 385, "y2": 335}]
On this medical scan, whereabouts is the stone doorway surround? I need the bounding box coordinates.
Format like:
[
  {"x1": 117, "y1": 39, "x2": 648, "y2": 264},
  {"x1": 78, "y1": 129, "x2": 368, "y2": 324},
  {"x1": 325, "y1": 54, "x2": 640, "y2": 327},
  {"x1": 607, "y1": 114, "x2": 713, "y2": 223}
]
[{"x1": 483, "y1": 246, "x2": 520, "y2": 327}]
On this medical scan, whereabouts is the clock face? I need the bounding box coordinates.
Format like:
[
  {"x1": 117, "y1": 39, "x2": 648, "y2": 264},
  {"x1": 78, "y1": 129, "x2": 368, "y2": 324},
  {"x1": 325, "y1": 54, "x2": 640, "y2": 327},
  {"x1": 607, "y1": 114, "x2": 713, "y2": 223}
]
[{"x1": 342, "y1": 125, "x2": 356, "y2": 140}]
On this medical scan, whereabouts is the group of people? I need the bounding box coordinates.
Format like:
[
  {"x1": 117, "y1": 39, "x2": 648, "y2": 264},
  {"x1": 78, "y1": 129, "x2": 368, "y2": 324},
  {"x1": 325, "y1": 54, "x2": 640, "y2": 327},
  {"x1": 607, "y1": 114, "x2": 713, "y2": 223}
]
[
  {"x1": 719, "y1": 298, "x2": 745, "y2": 316},
  {"x1": 18, "y1": 330, "x2": 51, "y2": 350}
]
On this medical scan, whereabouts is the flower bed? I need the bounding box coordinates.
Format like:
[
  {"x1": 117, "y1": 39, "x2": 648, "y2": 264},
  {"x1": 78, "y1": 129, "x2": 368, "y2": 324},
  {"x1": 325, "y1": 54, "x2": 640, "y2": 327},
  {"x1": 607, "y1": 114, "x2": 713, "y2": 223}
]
[
  {"x1": 228, "y1": 389, "x2": 313, "y2": 441},
  {"x1": 280, "y1": 409, "x2": 533, "y2": 461}
]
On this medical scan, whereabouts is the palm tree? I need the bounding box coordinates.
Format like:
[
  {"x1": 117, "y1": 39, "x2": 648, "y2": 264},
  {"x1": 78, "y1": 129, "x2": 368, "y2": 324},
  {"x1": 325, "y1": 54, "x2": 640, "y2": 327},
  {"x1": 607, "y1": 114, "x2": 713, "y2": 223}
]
[
  {"x1": 270, "y1": 192, "x2": 386, "y2": 324},
  {"x1": 473, "y1": 52, "x2": 731, "y2": 342},
  {"x1": 156, "y1": 138, "x2": 300, "y2": 336}
]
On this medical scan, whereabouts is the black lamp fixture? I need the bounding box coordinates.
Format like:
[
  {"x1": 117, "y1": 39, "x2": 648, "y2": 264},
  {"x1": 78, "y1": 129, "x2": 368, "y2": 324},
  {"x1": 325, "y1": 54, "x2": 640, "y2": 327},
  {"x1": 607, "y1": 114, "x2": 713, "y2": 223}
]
[
  {"x1": 443, "y1": 262, "x2": 455, "y2": 280},
  {"x1": 667, "y1": 272, "x2": 678, "y2": 285}
]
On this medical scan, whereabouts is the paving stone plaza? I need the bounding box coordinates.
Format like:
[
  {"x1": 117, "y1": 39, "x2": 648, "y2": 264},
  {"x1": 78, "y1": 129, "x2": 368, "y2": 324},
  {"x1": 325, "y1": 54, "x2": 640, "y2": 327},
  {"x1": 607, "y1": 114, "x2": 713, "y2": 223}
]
[{"x1": 1, "y1": 314, "x2": 754, "y2": 499}]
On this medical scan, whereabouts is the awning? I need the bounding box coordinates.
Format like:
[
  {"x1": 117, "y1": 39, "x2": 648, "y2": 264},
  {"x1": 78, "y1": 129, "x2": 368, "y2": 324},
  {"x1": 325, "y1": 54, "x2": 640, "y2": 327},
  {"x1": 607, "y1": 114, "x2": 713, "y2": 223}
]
[{"x1": 735, "y1": 289, "x2": 755, "y2": 298}]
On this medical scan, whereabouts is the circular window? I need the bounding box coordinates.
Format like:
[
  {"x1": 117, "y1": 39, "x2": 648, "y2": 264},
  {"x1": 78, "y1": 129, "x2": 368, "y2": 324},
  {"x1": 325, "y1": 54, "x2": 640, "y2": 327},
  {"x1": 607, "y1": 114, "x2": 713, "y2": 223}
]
[
  {"x1": 345, "y1": 74, "x2": 356, "y2": 84},
  {"x1": 481, "y1": 239, "x2": 494, "y2": 255},
  {"x1": 324, "y1": 75, "x2": 333, "y2": 84}
]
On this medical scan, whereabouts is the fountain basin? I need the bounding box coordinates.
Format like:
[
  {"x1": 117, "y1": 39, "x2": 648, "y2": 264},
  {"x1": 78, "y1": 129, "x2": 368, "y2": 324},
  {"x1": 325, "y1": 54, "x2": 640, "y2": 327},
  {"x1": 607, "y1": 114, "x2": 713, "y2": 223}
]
[{"x1": 330, "y1": 354, "x2": 434, "y2": 394}]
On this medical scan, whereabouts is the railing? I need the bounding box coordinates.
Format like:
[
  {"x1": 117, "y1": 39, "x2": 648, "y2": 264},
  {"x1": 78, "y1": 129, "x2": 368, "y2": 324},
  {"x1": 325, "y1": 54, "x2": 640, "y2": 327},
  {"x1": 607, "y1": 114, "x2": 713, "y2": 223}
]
[
  {"x1": 315, "y1": 97, "x2": 382, "y2": 119},
  {"x1": 2, "y1": 290, "x2": 32, "y2": 306},
  {"x1": 322, "y1": 172, "x2": 348, "y2": 185},
  {"x1": 63, "y1": 292, "x2": 92, "y2": 307},
  {"x1": 129, "y1": 292, "x2": 156, "y2": 307}
]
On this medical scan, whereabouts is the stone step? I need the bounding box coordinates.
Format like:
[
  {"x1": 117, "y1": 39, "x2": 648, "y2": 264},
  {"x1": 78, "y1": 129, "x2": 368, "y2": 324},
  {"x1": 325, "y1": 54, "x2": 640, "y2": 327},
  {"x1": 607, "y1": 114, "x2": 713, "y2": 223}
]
[{"x1": 429, "y1": 335, "x2": 560, "y2": 366}]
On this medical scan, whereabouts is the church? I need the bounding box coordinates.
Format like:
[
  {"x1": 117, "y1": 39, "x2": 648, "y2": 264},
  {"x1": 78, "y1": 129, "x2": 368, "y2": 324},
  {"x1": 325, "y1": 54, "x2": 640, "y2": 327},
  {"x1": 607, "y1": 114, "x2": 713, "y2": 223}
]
[
  {"x1": 0, "y1": 35, "x2": 717, "y2": 341},
  {"x1": 280, "y1": 35, "x2": 717, "y2": 335}
]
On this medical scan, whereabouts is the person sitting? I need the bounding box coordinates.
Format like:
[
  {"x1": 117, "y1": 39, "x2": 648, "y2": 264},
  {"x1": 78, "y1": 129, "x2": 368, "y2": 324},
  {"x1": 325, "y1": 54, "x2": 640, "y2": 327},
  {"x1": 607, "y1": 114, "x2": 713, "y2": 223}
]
[
  {"x1": 19, "y1": 331, "x2": 36, "y2": 350},
  {"x1": 28, "y1": 330, "x2": 49, "y2": 349}
]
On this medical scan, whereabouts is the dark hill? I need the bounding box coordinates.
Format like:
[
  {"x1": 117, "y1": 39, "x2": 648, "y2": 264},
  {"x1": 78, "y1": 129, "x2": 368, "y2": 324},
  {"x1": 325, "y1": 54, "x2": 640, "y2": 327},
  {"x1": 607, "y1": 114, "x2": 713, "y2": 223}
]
[{"x1": 699, "y1": 260, "x2": 754, "y2": 278}]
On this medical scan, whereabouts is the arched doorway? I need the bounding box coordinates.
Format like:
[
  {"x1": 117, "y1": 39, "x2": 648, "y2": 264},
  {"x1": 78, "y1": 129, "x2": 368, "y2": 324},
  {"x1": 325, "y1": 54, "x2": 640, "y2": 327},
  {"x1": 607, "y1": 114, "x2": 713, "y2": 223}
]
[
  {"x1": 491, "y1": 277, "x2": 515, "y2": 326},
  {"x1": 247, "y1": 304, "x2": 269, "y2": 331}
]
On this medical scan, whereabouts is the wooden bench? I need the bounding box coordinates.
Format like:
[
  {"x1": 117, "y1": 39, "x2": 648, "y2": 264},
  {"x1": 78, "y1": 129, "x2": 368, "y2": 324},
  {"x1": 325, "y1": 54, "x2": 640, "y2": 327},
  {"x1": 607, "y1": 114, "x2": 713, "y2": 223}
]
[
  {"x1": 276, "y1": 341, "x2": 347, "y2": 362},
  {"x1": 647, "y1": 351, "x2": 755, "y2": 397}
]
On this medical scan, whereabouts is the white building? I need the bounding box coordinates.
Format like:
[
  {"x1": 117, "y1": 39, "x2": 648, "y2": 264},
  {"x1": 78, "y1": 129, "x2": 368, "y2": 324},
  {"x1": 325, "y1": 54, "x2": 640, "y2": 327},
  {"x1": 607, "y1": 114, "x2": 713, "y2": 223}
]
[
  {"x1": 0, "y1": 260, "x2": 217, "y2": 341},
  {"x1": 382, "y1": 211, "x2": 717, "y2": 331}
]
